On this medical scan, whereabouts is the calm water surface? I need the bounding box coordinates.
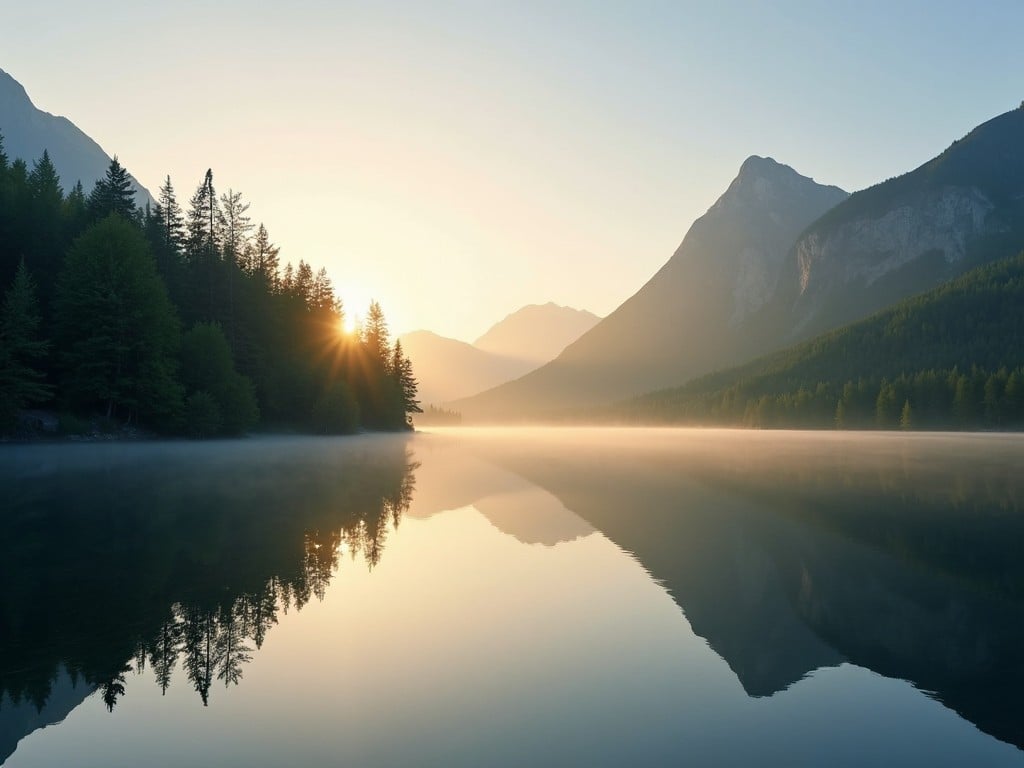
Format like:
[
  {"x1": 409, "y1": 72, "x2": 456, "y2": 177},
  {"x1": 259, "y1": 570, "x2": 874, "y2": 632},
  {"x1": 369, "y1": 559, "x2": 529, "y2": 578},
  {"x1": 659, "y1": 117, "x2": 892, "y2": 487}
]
[{"x1": 3, "y1": 428, "x2": 1024, "y2": 767}]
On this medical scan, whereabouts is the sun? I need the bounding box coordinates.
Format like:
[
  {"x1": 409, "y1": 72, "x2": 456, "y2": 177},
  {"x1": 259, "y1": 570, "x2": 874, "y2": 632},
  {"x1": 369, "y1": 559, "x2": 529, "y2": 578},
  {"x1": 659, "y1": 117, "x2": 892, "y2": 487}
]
[
  {"x1": 340, "y1": 312, "x2": 361, "y2": 336},
  {"x1": 338, "y1": 284, "x2": 373, "y2": 336}
]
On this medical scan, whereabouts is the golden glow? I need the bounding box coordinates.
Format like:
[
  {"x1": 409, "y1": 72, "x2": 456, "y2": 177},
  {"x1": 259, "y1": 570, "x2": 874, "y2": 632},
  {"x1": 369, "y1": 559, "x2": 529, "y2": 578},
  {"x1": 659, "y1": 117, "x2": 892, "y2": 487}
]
[{"x1": 341, "y1": 313, "x2": 361, "y2": 336}]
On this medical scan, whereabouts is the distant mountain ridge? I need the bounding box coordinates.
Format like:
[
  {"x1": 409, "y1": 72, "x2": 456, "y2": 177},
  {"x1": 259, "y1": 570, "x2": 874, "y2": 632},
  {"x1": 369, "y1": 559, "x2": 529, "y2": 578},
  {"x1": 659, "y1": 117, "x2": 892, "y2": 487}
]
[
  {"x1": 398, "y1": 330, "x2": 537, "y2": 405},
  {"x1": 0, "y1": 68, "x2": 152, "y2": 205},
  {"x1": 454, "y1": 157, "x2": 848, "y2": 419},
  {"x1": 474, "y1": 303, "x2": 600, "y2": 364},
  {"x1": 400, "y1": 303, "x2": 599, "y2": 406}
]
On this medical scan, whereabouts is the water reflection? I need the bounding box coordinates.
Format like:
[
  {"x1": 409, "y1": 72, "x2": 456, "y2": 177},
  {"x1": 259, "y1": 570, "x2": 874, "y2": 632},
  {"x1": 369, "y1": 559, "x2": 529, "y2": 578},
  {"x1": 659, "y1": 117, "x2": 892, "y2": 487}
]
[
  {"x1": 1, "y1": 436, "x2": 417, "y2": 748},
  {"x1": 448, "y1": 428, "x2": 1024, "y2": 751},
  {"x1": 2, "y1": 429, "x2": 1024, "y2": 766}
]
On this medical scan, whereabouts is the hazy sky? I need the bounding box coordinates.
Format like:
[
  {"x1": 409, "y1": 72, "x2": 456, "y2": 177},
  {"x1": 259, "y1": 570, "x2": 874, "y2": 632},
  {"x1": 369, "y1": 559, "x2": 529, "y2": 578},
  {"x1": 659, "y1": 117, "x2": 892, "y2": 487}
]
[{"x1": 5, "y1": 1, "x2": 1023, "y2": 340}]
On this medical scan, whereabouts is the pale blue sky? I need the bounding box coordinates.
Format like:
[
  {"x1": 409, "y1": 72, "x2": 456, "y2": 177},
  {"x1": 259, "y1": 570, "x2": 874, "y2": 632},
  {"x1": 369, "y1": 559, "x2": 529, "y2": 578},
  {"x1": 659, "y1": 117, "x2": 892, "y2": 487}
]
[{"x1": 5, "y1": 1, "x2": 1022, "y2": 340}]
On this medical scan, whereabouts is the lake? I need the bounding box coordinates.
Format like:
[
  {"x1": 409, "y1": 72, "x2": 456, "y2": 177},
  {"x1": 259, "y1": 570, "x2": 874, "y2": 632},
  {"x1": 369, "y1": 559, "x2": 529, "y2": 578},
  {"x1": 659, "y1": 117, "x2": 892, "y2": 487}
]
[{"x1": 3, "y1": 428, "x2": 1024, "y2": 767}]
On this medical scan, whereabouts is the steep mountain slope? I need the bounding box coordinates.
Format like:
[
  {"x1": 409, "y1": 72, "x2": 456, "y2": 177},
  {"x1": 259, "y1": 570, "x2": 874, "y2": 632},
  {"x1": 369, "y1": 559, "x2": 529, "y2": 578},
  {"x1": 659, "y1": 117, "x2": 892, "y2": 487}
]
[
  {"x1": 0, "y1": 68, "x2": 152, "y2": 204},
  {"x1": 398, "y1": 330, "x2": 537, "y2": 405},
  {"x1": 770, "y1": 105, "x2": 1024, "y2": 341},
  {"x1": 618, "y1": 252, "x2": 1024, "y2": 428},
  {"x1": 454, "y1": 157, "x2": 847, "y2": 419},
  {"x1": 473, "y1": 302, "x2": 599, "y2": 364},
  {"x1": 0, "y1": 667, "x2": 94, "y2": 766}
]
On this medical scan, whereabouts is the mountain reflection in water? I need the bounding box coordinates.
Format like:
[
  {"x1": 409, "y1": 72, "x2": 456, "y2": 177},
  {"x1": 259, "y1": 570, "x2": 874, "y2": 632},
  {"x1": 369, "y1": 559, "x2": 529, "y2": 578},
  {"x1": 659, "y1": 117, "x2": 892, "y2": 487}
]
[{"x1": 2, "y1": 429, "x2": 1024, "y2": 767}]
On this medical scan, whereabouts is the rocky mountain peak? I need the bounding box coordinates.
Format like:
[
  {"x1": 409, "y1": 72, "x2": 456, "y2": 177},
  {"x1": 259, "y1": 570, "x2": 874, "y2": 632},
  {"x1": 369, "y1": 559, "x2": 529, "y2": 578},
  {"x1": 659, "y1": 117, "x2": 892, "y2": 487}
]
[{"x1": 716, "y1": 155, "x2": 842, "y2": 212}]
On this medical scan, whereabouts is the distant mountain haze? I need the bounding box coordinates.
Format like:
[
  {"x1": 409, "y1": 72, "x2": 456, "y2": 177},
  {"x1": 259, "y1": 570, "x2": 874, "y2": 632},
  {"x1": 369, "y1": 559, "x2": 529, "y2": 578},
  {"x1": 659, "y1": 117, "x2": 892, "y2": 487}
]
[
  {"x1": 454, "y1": 157, "x2": 848, "y2": 419},
  {"x1": 473, "y1": 303, "x2": 600, "y2": 363},
  {"x1": 473, "y1": 487, "x2": 596, "y2": 547},
  {"x1": 397, "y1": 330, "x2": 536, "y2": 406},
  {"x1": 400, "y1": 304, "x2": 599, "y2": 405},
  {"x1": 0, "y1": 68, "x2": 153, "y2": 205}
]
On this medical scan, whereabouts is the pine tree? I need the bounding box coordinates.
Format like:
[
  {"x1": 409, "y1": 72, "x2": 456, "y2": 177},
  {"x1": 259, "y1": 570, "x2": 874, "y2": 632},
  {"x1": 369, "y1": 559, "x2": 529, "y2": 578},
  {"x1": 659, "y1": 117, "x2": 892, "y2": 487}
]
[
  {"x1": 834, "y1": 398, "x2": 847, "y2": 429},
  {"x1": 186, "y1": 169, "x2": 220, "y2": 261},
  {"x1": 63, "y1": 180, "x2": 88, "y2": 235},
  {"x1": 250, "y1": 223, "x2": 280, "y2": 286},
  {"x1": 185, "y1": 169, "x2": 222, "y2": 321},
  {"x1": 88, "y1": 156, "x2": 137, "y2": 220},
  {"x1": 219, "y1": 189, "x2": 252, "y2": 269},
  {"x1": 0, "y1": 260, "x2": 51, "y2": 428},
  {"x1": 875, "y1": 380, "x2": 898, "y2": 427},
  {"x1": 391, "y1": 339, "x2": 422, "y2": 423},
  {"x1": 26, "y1": 150, "x2": 65, "y2": 302},
  {"x1": 218, "y1": 189, "x2": 252, "y2": 344},
  {"x1": 899, "y1": 399, "x2": 913, "y2": 430},
  {"x1": 311, "y1": 267, "x2": 338, "y2": 312},
  {"x1": 27, "y1": 150, "x2": 63, "y2": 206},
  {"x1": 157, "y1": 175, "x2": 186, "y2": 258},
  {"x1": 363, "y1": 300, "x2": 390, "y2": 364},
  {"x1": 293, "y1": 260, "x2": 314, "y2": 307},
  {"x1": 55, "y1": 216, "x2": 181, "y2": 424}
]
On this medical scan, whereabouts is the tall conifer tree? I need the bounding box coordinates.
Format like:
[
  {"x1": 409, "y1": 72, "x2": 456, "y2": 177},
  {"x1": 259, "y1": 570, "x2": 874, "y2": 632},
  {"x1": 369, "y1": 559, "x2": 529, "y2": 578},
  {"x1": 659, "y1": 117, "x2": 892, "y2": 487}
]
[
  {"x1": 88, "y1": 157, "x2": 137, "y2": 220},
  {"x1": 0, "y1": 260, "x2": 51, "y2": 427}
]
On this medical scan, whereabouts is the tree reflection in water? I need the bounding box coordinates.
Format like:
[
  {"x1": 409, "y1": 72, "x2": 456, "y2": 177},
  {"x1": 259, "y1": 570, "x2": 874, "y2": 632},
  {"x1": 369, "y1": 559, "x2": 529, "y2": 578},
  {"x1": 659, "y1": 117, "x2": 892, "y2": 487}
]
[{"x1": 0, "y1": 437, "x2": 418, "y2": 714}]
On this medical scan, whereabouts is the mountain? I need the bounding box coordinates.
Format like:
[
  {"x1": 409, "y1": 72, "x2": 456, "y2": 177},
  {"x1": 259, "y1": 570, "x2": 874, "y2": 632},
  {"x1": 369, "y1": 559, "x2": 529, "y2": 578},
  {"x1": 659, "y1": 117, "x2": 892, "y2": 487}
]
[
  {"x1": 473, "y1": 303, "x2": 600, "y2": 364},
  {"x1": 398, "y1": 330, "x2": 537, "y2": 405},
  {"x1": 0, "y1": 68, "x2": 152, "y2": 204},
  {"x1": 400, "y1": 304, "x2": 598, "y2": 406},
  {"x1": 617, "y1": 251, "x2": 1024, "y2": 428},
  {"x1": 473, "y1": 486, "x2": 595, "y2": 547},
  {"x1": 453, "y1": 157, "x2": 848, "y2": 419},
  {"x1": 0, "y1": 666, "x2": 94, "y2": 766},
  {"x1": 769, "y1": 105, "x2": 1024, "y2": 342}
]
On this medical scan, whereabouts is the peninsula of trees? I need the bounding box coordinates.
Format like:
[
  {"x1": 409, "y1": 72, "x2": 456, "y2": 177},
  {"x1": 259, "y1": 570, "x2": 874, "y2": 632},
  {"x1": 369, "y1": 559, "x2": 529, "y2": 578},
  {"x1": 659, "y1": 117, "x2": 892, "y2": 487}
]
[{"x1": 0, "y1": 137, "x2": 421, "y2": 436}]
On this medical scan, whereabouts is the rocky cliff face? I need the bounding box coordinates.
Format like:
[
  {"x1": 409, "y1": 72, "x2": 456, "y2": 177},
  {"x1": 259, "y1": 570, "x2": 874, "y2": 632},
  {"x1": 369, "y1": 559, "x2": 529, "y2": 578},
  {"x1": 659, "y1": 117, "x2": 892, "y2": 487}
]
[
  {"x1": 788, "y1": 187, "x2": 999, "y2": 336},
  {"x1": 766, "y1": 106, "x2": 1024, "y2": 343}
]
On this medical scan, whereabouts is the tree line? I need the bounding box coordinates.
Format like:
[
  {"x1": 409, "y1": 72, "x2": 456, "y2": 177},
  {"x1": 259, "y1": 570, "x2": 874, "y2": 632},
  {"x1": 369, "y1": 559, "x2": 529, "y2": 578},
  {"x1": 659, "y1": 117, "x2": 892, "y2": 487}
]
[
  {"x1": 615, "y1": 365, "x2": 1024, "y2": 430},
  {"x1": 0, "y1": 137, "x2": 421, "y2": 435},
  {"x1": 610, "y1": 252, "x2": 1024, "y2": 430}
]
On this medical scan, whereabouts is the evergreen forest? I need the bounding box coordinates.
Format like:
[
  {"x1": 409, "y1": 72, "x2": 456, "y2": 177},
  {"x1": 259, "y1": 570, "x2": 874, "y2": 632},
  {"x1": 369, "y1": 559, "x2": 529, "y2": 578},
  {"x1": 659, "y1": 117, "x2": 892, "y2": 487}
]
[
  {"x1": 611, "y1": 253, "x2": 1024, "y2": 430},
  {"x1": 0, "y1": 136, "x2": 421, "y2": 436}
]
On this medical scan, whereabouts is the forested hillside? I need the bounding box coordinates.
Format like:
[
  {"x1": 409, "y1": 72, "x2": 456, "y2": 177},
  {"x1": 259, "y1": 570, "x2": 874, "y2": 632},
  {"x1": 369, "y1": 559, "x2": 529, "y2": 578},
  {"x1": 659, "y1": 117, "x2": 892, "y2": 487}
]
[
  {"x1": 0, "y1": 136, "x2": 420, "y2": 436},
  {"x1": 613, "y1": 253, "x2": 1024, "y2": 429}
]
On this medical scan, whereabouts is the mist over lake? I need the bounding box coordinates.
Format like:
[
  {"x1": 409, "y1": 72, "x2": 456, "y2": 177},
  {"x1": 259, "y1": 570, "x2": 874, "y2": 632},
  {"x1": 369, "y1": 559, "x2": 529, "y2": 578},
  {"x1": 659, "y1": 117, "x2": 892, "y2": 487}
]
[{"x1": 3, "y1": 429, "x2": 1024, "y2": 767}]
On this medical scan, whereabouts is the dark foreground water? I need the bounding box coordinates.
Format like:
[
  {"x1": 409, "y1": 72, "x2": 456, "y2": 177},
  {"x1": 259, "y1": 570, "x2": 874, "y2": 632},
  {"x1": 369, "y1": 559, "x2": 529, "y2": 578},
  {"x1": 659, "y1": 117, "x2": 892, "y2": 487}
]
[{"x1": 3, "y1": 428, "x2": 1024, "y2": 767}]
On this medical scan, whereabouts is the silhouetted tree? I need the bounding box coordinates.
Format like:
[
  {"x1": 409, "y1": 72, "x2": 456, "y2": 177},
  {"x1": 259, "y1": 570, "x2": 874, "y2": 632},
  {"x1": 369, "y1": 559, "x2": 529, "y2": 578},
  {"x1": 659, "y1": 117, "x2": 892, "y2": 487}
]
[
  {"x1": 54, "y1": 216, "x2": 181, "y2": 424},
  {"x1": 88, "y1": 157, "x2": 137, "y2": 221},
  {"x1": 180, "y1": 322, "x2": 258, "y2": 434},
  {"x1": 0, "y1": 260, "x2": 50, "y2": 427},
  {"x1": 392, "y1": 339, "x2": 421, "y2": 423}
]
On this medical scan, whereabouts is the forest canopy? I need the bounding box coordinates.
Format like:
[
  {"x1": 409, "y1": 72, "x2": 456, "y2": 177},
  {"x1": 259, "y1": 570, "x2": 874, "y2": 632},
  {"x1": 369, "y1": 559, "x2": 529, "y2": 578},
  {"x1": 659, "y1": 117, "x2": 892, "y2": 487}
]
[{"x1": 0, "y1": 137, "x2": 420, "y2": 436}]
